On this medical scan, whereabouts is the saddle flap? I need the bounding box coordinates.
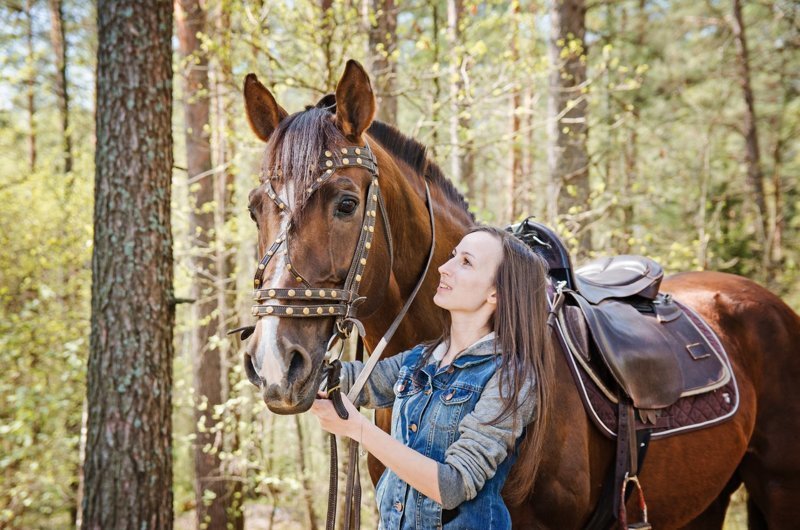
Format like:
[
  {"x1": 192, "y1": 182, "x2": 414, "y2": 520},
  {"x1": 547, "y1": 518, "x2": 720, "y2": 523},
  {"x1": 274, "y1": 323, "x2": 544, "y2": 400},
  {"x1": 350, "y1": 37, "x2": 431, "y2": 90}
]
[
  {"x1": 575, "y1": 255, "x2": 664, "y2": 304},
  {"x1": 568, "y1": 292, "x2": 729, "y2": 409}
]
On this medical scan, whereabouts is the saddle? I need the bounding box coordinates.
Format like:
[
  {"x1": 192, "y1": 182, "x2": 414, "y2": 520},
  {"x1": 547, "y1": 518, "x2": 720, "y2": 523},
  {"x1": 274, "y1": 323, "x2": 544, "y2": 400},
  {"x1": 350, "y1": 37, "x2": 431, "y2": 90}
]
[
  {"x1": 509, "y1": 218, "x2": 736, "y2": 529},
  {"x1": 510, "y1": 218, "x2": 730, "y2": 411}
]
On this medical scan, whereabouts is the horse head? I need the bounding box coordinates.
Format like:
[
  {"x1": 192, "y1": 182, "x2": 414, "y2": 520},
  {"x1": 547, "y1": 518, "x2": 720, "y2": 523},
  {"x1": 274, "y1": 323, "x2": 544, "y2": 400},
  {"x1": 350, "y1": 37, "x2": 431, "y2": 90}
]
[{"x1": 241, "y1": 61, "x2": 397, "y2": 413}]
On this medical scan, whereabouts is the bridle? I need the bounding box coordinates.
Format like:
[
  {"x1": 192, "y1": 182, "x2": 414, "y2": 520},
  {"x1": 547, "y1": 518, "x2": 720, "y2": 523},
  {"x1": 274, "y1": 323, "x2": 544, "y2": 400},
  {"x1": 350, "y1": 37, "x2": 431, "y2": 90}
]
[
  {"x1": 230, "y1": 138, "x2": 437, "y2": 530},
  {"x1": 249, "y1": 142, "x2": 392, "y2": 341}
]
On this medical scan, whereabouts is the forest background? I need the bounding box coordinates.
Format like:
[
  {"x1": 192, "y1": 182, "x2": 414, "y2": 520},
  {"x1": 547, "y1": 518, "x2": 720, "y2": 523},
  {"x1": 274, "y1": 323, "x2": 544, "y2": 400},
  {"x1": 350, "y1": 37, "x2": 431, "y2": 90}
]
[{"x1": 0, "y1": 0, "x2": 797, "y2": 528}]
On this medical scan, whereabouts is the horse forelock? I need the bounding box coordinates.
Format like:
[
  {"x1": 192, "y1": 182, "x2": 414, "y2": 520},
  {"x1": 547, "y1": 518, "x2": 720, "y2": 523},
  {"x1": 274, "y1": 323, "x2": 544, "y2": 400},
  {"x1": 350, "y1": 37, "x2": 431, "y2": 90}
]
[{"x1": 262, "y1": 108, "x2": 347, "y2": 214}]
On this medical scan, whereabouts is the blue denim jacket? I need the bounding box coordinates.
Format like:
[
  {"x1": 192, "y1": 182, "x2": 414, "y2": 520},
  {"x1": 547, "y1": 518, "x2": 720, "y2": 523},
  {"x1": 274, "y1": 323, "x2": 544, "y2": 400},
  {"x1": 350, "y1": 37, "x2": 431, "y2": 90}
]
[{"x1": 340, "y1": 339, "x2": 529, "y2": 530}]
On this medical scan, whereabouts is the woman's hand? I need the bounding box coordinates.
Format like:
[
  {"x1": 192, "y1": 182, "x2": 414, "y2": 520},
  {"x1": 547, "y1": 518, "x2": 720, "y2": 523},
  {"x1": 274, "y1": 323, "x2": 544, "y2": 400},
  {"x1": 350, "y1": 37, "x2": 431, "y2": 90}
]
[{"x1": 309, "y1": 392, "x2": 365, "y2": 440}]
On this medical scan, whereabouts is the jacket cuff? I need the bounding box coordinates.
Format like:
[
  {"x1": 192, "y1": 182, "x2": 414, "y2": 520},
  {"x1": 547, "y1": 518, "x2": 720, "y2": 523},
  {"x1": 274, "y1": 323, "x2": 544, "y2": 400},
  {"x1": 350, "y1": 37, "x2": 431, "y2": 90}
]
[{"x1": 437, "y1": 463, "x2": 467, "y2": 510}]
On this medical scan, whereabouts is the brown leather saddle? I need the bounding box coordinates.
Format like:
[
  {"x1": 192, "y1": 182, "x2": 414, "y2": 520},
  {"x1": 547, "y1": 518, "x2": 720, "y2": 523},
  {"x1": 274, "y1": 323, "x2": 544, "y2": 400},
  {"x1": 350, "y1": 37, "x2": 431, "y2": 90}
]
[
  {"x1": 511, "y1": 218, "x2": 730, "y2": 411},
  {"x1": 509, "y1": 218, "x2": 736, "y2": 529}
]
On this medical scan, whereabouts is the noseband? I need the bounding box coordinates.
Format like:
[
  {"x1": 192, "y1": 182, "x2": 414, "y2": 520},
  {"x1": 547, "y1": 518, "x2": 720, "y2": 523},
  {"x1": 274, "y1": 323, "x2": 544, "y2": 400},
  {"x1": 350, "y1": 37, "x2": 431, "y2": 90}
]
[{"x1": 248, "y1": 143, "x2": 393, "y2": 339}]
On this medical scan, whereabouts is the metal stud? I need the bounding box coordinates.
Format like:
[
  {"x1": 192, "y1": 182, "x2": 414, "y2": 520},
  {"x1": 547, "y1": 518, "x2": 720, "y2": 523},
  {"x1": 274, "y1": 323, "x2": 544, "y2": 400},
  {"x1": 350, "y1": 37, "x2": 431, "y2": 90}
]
[
  {"x1": 326, "y1": 169, "x2": 333, "y2": 174},
  {"x1": 307, "y1": 188, "x2": 312, "y2": 194},
  {"x1": 286, "y1": 263, "x2": 292, "y2": 270},
  {"x1": 365, "y1": 242, "x2": 371, "y2": 249},
  {"x1": 277, "y1": 169, "x2": 283, "y2": 177},
  {"x1": 268, "y1": 289, "x2": 276, "y2": 297},
  {"x1": 329, "y1": 307, "x2": 335, "y2": 314},
  {"x1": 266, "y1": 306, "x2": 274, "y2": 314},
  {"x1": 356, "y1": 158, "x2": 362, "y2": 164},
  {"x1": 279, "y1": 203, "x2": 285, "y2": 210},
  {"x1": 331, "y1": 291, "x2": 337, "y2": 297},
  {"x1": 317, "y1": 307, "x2": 323, "y2": 315},
  {"x1": 369, "y1": 226, "x2": 374, "y2": 233},
  {"x1": 267, "y1": 250, "x2": 274, "y2": 256},
  {"x1": 356, "y1": 274, "x2": 362, "y2": 282},
  {"x1": 355, "y1": 148, "x2": 361, "y2": 155},
  {"x1": 303, "y1": 308, "x2": 310, "y2": 315},
  {"x1": 288, "y1": 289, "x2": 296, "y2": 297},
  {"x1": 286, "y1": 307, "x2": 293, "y2": 315},
  {"x1": 254, "y1": 279, "x2": 261, "y2": 285},
  {"x1": 372, "y1": 194, "x2": 377, "y2": 201},
  {"x1": 295, "y1": 276, "x2": 302, "y2": 282},
  {"x1": 325, "y1": 150, "x2": 332, "y2": 157},
  {"x1": 343, "y1": 158, "x2": 350, "y2": 164},
  {"x1": 317, "y1": 177, "x2": 323, "y2": 183},
  {"x1": 326, "y1": 160, "x2": 333, "y2": 168},
  {"x1": 319, "y1": 290, "x2": 326, "y2": 297},
  {"x1": 305, "y1": 289, "x2": 312, "y2": 297},
  {"x1": 341, "y1": 148, "x2": 348, "y2": 154},
  {"x1": 360, "y1": 258, "x2": 366, "y2": 265},
  {"x1": 258, "y1": 263, "x2": 265, "y2": 269}
]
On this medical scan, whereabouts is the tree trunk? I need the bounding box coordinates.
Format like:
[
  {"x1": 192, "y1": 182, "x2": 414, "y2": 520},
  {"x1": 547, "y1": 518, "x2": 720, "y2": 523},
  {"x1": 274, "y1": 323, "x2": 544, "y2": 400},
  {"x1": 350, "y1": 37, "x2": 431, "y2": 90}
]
[
  {"x1": 175, "y1": 1, "x2": 233, "y2": 528},
  {"x1": 547, "y1": 0, "x2": 590, "y2": 250},
  {"x1": 510, "y1": 1, "x2": 524, "y2": 220},
  {"x1": 430, "y1": 1, "x2": 441, "y2": 159},
  {"x1": 48, "y1": 0, "x2": 73, "y2": 176},
  {"x1": 26, "y1": 0, "x2": 36, "y2": 172},
  {"x1": 83, "y1": 0, "x2": 174, "y2": 527},
  {"x1": 446, "y1": 0, "x2": 474, "y2": 202},
  {"x1": 731, "y1": 0, "x2": 768, "y2": 255},
  {"x1": 367, "y1": 0, "x2": 398, "y2": 123}
]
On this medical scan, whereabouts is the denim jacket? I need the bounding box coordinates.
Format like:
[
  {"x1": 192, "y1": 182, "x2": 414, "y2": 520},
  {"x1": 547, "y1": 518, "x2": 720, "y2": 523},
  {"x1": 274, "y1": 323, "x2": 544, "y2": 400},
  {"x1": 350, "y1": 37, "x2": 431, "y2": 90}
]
[{"x1": 339, "y1": 336, "x2": 535, "y2": 530}]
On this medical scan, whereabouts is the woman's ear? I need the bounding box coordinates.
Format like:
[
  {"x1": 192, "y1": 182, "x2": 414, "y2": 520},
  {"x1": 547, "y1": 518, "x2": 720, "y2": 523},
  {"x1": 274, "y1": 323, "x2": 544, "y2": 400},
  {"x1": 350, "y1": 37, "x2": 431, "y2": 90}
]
[{"x1": 487, "y1": 290, "x2": 497, "y2": 306}]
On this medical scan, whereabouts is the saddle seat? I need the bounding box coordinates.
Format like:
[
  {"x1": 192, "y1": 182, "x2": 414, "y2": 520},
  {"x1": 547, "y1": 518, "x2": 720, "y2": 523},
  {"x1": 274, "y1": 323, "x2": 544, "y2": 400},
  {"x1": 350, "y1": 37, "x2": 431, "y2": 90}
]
[{"x1": 509, "y1": 218, "x2": 730, "y2": 411}]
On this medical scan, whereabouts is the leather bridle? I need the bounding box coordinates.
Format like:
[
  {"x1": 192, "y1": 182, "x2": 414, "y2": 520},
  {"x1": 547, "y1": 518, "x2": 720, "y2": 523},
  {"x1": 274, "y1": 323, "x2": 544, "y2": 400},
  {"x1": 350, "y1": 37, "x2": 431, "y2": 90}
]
[{"x1": 249, "y1": 142, "x2": 393, "y2": 341}]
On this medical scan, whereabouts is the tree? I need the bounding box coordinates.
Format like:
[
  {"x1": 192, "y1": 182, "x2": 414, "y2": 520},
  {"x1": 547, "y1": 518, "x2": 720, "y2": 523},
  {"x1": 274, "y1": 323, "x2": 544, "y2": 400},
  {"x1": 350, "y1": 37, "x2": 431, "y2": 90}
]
[
  {"x1": 82, "y1": 0, "x2": 175, "y2": 527},
  {"x1": 547, "y1": 0, "x2": 590, "y2": 250},
  {"x1": 176, "y1": 1, "x2": 238, "y2": 528},
  {"x1": 366, "y1": 0, "x2": 398, "y2": 123},
  {"x1": 47, "y1": 0, "x2": 73, "y2": 176}
]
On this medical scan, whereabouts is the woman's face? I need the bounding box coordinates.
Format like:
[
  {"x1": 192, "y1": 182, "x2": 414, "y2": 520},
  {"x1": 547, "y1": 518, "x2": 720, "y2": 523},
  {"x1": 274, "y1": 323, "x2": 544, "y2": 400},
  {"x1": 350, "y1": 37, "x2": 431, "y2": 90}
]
[{"x1": 434, "y1": 231, "x2": 503, "y2": 314}]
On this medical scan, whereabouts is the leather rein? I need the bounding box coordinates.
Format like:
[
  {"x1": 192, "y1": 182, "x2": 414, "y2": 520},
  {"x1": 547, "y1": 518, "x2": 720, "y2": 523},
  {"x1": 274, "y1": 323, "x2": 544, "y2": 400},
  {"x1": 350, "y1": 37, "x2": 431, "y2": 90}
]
[{"x1": 230, "y1": 140, "x2": 437, "y2": 530}]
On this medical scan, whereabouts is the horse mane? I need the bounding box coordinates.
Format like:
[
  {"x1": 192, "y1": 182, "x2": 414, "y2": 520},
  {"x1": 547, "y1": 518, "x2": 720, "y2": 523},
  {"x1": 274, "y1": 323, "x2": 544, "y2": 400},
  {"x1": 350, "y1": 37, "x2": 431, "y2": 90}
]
[{"x1": 366, "y1": 120, "x2": 474, "y2": 221}]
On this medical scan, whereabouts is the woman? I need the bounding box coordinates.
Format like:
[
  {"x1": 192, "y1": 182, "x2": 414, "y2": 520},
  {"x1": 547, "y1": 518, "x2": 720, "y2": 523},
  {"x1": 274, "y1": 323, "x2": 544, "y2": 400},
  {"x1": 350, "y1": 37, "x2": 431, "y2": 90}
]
[{"x1": 310, "y1": 226, "x2": 555, "y2": 529}]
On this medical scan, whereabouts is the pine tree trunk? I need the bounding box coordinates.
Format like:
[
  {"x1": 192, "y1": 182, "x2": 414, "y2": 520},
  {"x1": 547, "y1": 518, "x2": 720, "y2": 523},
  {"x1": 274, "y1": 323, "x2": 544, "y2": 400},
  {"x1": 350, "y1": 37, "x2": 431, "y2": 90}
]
[
  {"x1": 48, "y1": 0, "x2": 72, "y2": 176},
  {"x1": 295, "y1": 416, "x2": 320, "y2": 530},
  {"x1": 175, "y1": 1, "x2": 232, "y2": 528},
  {"x1": 547, "y1": 0, "x2": 590, "y2": 250},
  {"x1": 731, "y1": 0, "x2": 768, "y2": 254},
  {"x1": 83, "y1": 0, "x2": 174, "y2": 527},
  {"x1": 367, "y1": 0, "x2": 398, "y2": 123},
  {"x1": 446, "y1": 0, "x2": 474, "y2": 201}
]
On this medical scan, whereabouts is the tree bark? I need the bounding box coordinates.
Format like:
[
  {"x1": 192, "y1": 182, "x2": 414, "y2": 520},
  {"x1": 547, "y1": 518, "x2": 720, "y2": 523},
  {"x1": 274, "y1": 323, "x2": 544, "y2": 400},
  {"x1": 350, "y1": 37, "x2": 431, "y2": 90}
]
[
  {"x1": 367, "y1": 0, "x2": 398, "y2": 123},
  {"x1": 294, "y1": 416, "x2": 320, "y2": 530},
  {"x1": 175, "y1": 1, "x2": 234, "y2": 528},
  {"x1": 510, "y1": 1, "x2": 524, "y2": 220},
  {"x1": 48, "y1": 0, "x2": 73, "y2": 176},
  {"x1": 547, "y1": 0, "x2": 590, "y2": 250},
  {"x1": 83, "y1": 0, "x2": 174, "y2": 527},
  {"x1": 731, "y1": 0, "x2": 769, "y2": 251}
]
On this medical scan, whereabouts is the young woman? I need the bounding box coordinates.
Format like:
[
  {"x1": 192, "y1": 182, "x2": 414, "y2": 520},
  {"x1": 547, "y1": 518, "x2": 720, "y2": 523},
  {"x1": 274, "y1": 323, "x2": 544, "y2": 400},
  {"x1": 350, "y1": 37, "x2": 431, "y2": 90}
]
[{"x1": 310, "y1": 226, "x2": 555, "y2": 529}]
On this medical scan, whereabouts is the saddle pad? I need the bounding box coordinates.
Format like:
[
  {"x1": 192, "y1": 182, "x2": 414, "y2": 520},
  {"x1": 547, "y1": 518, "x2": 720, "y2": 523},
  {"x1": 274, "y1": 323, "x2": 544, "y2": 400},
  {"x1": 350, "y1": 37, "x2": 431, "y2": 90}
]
[
  {"x1": 569, "y1": 293, "x2": 730, "y2": 409},
  {"x1": 554, "y1": 300, "x2": 739, "y2": 439}
]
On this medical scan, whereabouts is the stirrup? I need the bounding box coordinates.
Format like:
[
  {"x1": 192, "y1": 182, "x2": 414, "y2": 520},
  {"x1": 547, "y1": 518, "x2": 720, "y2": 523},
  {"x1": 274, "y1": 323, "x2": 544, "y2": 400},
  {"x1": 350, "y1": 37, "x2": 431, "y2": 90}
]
[{"x1": 618, "y1": 473, "x2": 651, "y2": 530}]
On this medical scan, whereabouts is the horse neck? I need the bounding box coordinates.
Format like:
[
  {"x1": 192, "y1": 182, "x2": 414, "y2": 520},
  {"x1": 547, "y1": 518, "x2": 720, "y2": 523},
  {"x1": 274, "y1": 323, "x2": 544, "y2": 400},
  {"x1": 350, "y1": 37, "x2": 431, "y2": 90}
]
[{"x1": 360, "y1": 143, "x2": 473, "y2": 353}]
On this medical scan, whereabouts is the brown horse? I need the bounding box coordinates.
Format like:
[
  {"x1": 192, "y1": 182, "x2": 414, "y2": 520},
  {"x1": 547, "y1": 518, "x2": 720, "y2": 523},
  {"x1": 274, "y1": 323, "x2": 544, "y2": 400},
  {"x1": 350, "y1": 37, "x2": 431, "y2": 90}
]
[{"x1": 241, "y1": 60, "x2": 800, "y2": 528}]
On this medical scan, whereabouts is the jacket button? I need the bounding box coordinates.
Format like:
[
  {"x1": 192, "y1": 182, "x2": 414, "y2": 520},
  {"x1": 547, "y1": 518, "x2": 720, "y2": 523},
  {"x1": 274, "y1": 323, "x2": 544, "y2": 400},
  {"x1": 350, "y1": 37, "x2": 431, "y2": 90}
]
[
  {"x1": 447, "y1": 366, "x2": 455, "y2": 374},
  {"x1": 445, "y1": 392, "x2": 454, "y2": 401},
  {"x1": 398, "y1": 383, "x2": 405, "y2": 392},
  {"x1": 393, "y1": 501, "x2": 403, "y2": 512},
  {"x1": 410, "y1": 423, "x2": 418, "y2": 432},
  {"x1": 424, "y1": 388, "x2": 432, "y2": 395}
]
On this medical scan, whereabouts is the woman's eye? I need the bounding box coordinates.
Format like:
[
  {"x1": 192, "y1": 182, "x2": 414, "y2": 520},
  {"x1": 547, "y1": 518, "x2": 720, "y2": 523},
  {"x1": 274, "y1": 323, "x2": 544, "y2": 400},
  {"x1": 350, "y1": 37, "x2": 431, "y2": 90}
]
[
  {"x1": 462, "y1": 258, "x2": 471, "y2": 266},
  {"x1": 336, "y1": 198, "x2": 358, "y2": 216}
]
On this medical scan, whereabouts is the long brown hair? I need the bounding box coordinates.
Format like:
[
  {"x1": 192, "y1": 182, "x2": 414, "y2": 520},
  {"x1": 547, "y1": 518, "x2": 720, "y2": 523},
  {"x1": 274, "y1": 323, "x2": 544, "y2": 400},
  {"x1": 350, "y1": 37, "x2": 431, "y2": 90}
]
[{"x1": 420, "y1": 225, "x2": 555, "y2": 504}]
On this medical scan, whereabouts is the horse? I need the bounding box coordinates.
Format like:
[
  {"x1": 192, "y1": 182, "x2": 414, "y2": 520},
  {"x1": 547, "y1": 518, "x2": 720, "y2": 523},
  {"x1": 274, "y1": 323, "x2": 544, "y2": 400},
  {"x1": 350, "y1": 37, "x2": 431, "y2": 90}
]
[{"x1": 240, "y1": 60, "x2": 800, "y2": 528}]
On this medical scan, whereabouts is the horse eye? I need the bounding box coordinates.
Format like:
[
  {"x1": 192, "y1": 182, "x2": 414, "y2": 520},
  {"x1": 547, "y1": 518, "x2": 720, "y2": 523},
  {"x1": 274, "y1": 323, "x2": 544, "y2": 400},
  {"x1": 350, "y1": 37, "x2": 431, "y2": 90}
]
[
  {"x1": 248, "y1": 207, "x2": 258, "y2": 224},
  {"x1": 336, "y1": 197, "x2": 358, "y2": 216}
]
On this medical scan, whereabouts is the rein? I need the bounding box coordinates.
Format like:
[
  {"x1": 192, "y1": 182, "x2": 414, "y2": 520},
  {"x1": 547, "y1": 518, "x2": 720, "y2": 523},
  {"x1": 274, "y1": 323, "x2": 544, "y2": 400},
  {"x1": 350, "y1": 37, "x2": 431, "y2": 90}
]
[{"x1": 230, "y1": 140, "x2": 437, "y2": 530}]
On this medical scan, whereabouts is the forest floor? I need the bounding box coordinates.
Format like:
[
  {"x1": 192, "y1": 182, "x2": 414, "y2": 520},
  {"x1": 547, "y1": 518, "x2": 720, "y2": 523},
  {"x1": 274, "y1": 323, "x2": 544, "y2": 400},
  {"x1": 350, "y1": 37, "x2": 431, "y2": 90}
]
[{"x1": 175, "y1": 484, "x2": 749, "y2": 529}]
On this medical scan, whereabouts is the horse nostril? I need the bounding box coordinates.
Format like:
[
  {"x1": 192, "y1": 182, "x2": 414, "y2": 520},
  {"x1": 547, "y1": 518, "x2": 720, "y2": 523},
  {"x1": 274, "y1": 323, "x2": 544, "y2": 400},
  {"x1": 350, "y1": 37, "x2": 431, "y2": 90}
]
[
  {"x1": 286, "y1": 346, "x2": 311, "y2": 385},
  {"x1": 244, "y1": 353, "x2": 264, "y2": 387}
]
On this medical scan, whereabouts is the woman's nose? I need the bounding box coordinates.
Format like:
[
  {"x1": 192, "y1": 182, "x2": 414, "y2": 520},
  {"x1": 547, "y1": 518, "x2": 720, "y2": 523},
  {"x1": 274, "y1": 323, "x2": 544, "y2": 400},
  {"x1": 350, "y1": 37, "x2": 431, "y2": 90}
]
[{"x1": 438, "y1": 258, "x2": 453, "y2": 275}]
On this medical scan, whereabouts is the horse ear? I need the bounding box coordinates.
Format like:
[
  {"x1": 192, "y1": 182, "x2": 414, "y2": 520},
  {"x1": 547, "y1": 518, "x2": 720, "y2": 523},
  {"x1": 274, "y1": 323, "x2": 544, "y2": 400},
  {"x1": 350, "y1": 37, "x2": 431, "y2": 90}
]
[
  {"x1": 315, "y1": 93, "x2": 336, "y2": 112},
  {"x1": 243, "y1": 73, "x2": 288, "y2": 143},
  {"x1": 335, "y1": 60, "x2": 376, "y2": 142}
]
